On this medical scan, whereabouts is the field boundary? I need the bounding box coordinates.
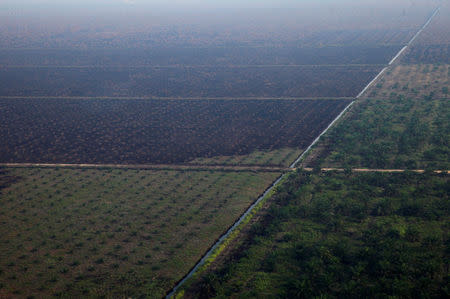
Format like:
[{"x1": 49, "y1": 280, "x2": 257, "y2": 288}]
[
  {"x1": 0, "y1": 96, "x2": 354, "y2": 101},
  {"x1": 302, "y1": 168, "x2": 450, "y2": 174},
  {"x1": 294, "y1": 6, "x2": 441, "y2": 168},
  {"x1": 165, "y1": 7, "x2": 442, "y2": 297},
  {"x1": 0, "y1": 163, "x2": 288, "y2": 172},
  {"x1": 165, "y1": 173, "x2": 288, "y2": 298},
  {"x1": 0, "y1": 44, "x2": 409, "y2": 51},
  {"x1": 0, "y1": 64, "x2": 387, "y2": 68},
  {"x1": 407, "y1": 7, "x2": 440, "y2": 46},
  {"x1": 290, "y1": 100, "x2": 356, "y2": 168},
  {"x1": 2, "y1": 163, "x2": 447, "y2": 175}
]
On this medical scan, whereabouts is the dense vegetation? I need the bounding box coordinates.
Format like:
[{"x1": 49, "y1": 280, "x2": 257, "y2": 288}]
[
  {"x1": 182, "y1": 171, "x2": 449, "y2": 298},
  {"x1": 0, "y1": 167, "x2": 279, "y2": 298},
  {"x1": 0, "y1": 66, "x2": 381, "y2": 98},
  {"x1": 319, "y1": 95, "x2": 449, "y2": 169},
  {"x1": 0, "y1": 98, "x2": 350, "y2": 165},
  {"x1": 306, "y1": 62, "x2": 450, "y2": 170}
]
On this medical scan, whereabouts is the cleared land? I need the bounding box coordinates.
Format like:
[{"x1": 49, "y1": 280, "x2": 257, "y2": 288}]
[
  {"x1": 0, "y1": 66, "x2": 382, "y2": 98},
  {"x1": 180, "y1": 171, "x2": 449, "y2": 298},
  {"x1": 0, "y1": 46, "x2": 400, "y2": 67},
  {"x1": 0, "y1": 167, "x2": 280, "y2": 298},
  {"x1": 0, "y1": 98, "x2": 350, "y2": 165}
]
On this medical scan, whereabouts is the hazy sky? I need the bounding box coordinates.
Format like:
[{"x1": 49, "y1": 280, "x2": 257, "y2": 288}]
[
  {"x1": 1, "y1": 0, "x2": 440, "y2": 27},
  {"x1": 0, "y1": 0, "x2": 440, "y2": 13},
  {"x1": 0, "y1": 0, "x2": 441, "y2": 48}
]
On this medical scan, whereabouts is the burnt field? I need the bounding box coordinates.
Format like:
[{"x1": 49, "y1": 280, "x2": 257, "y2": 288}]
[
  {"x1": 0, "y1": 98, "x2": 351, "y2": 165},
  {"x1": 402, "y1": 44, "x2": 450, "y2": 64},
  {"x1": 0, "y1": 46, "x2": 400, "y2": 66},
  {"x1": 298, "y1": 29, "x2": 415, "y2": 47},
  {"x1": 0, "y1": 65, "x2": 382, "y2": 98}
]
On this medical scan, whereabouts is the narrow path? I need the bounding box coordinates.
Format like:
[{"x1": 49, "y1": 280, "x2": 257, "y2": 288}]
[
  {"x1": 0, "y1": 163, "x2": 288, "y2": 173},
  {"x1": 0, "y1": 64, "x2": 385, "y2": 68},
  {"x1": 0, "y1": 96, "x2": 353, "y2": 101},
  {"x1": 302, "y1": 168, "x2": 449, "y2": 174},
  {"x1": 2, "y1": 163, "x2": 447, "y2": 175},
  {"x1": 408, "y1": 7, "x2": 440, "y2": 46}
]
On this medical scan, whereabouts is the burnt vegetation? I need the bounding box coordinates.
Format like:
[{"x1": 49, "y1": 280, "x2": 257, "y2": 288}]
[
  {"x1": 0, "y1": 46, "x2": 400, "y2": 66},
  {"x1": 403, "y1": 44, "x2": 450, "y2": 64},
  {"x1": 0, "y1": 65, "x2": 382, "y2": 98},
  {"x1": 0, "y1": 98, "x2": 350, "y2": 164}
]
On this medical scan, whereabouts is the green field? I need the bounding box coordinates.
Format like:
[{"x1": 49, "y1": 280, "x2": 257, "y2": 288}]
[
  {"x1": 305, "y1": 63, "x2": 450, "y2": 170},
  {"x1": 187, "y1": 147, "x2": 303, "y2": 167},
  {"x1": 0, "y1": 167, "x2": 280, "y2": 298},
  {"x1": 180, "y1": 171, "x2": 449, "y2": 298},
  {"x1": 367, "y1": 64, "x2": 449, "y2": 100},
  {"x1": 320, "y1": 95, "x2": 449, "y2": 169}
]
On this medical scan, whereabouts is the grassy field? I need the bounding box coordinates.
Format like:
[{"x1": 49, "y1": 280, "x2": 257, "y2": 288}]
[
  {"x1": 187, "y1": 147, "x2": 303, "y2": 167},
  {"x1": 0, "y1": 167, "x2": 280, "y2": 298},
  {"x1": 303, "y1": 63, "x2": 449, "y2": 170},
  {"x1": 180, "y1": 171, "x2": 450, "y2": 298},
  {"x1": 319, "y1": 95, "x2": 449, "y2": 169}
]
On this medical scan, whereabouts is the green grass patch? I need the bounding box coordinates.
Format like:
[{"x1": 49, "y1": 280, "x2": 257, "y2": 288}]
[{"x1": 0, "y1": 167, "x2": 280, "y2": 298}]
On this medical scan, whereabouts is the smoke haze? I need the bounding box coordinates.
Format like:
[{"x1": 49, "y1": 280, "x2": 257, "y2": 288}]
[{"x1": 0, "y1": 0, "x2": 442, "y2": 48}]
